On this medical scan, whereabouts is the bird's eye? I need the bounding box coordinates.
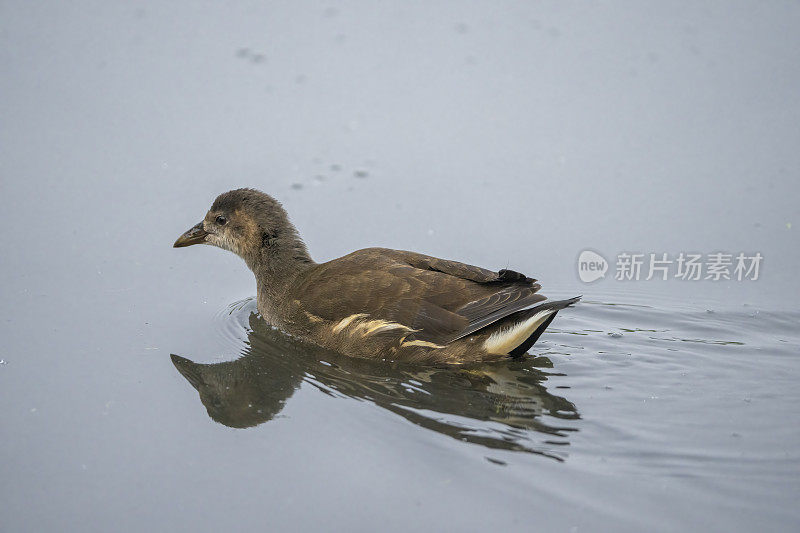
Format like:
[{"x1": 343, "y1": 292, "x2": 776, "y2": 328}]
[{"x1": 215, "y1": 215, "x2": 227, "y2": 226}]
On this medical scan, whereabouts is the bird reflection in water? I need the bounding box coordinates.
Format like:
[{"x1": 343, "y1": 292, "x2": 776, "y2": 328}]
[{"x1": 171, "y1": 312, "x2": 579, "y2": 461}]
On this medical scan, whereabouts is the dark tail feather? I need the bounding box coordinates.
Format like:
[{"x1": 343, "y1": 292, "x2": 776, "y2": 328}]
[{"x1": 508, "y1": 296, "x2": 581, "y2": 356}]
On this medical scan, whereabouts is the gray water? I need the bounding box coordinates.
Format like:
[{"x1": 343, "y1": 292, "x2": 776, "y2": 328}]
[{"x1": 1, "y1": 2, "x2": 799, "y2": 531}]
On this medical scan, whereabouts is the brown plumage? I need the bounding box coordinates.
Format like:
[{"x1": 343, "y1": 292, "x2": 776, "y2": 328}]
[{"x1": 174, "y1": 188, "x2": 579, "y2": 364}]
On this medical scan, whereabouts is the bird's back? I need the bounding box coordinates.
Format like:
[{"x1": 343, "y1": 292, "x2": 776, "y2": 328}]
[{"x1": 277, "y1": 248, "x2": 573, "y2": 362}]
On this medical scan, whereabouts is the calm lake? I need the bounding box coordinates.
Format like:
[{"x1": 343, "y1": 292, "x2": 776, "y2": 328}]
[{"x1": 1, "y1": 2, "x2": 799, "y2": 532}]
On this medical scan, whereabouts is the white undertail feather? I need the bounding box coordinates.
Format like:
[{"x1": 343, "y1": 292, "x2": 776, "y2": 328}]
[{"x1": 483, "y1": 309, "x2": 555, "y2": 355}]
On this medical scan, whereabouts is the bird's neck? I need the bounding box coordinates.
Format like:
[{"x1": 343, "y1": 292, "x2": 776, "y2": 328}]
[{"x1": 246, "y1": 232, "x2": 315, "y2": 322}]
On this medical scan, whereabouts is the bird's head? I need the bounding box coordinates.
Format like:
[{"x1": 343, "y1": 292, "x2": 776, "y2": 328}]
[{"x1": 173, "y1": 188, "x2": 311, "y2": 270}]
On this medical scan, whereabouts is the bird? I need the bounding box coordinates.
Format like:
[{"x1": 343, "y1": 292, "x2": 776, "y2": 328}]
[{"x1": 174, "y1": 188, "x2": 580, "y2": 364}]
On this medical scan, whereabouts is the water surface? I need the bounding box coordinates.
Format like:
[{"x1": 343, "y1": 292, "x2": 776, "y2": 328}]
[{"x1": 1, "y1": 2, "x2": 799, "y2": 532}]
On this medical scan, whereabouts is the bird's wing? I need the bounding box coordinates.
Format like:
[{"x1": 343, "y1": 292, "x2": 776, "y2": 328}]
[{"x1": 294, "y1": 248, "x2": 546, "y2": 344}]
